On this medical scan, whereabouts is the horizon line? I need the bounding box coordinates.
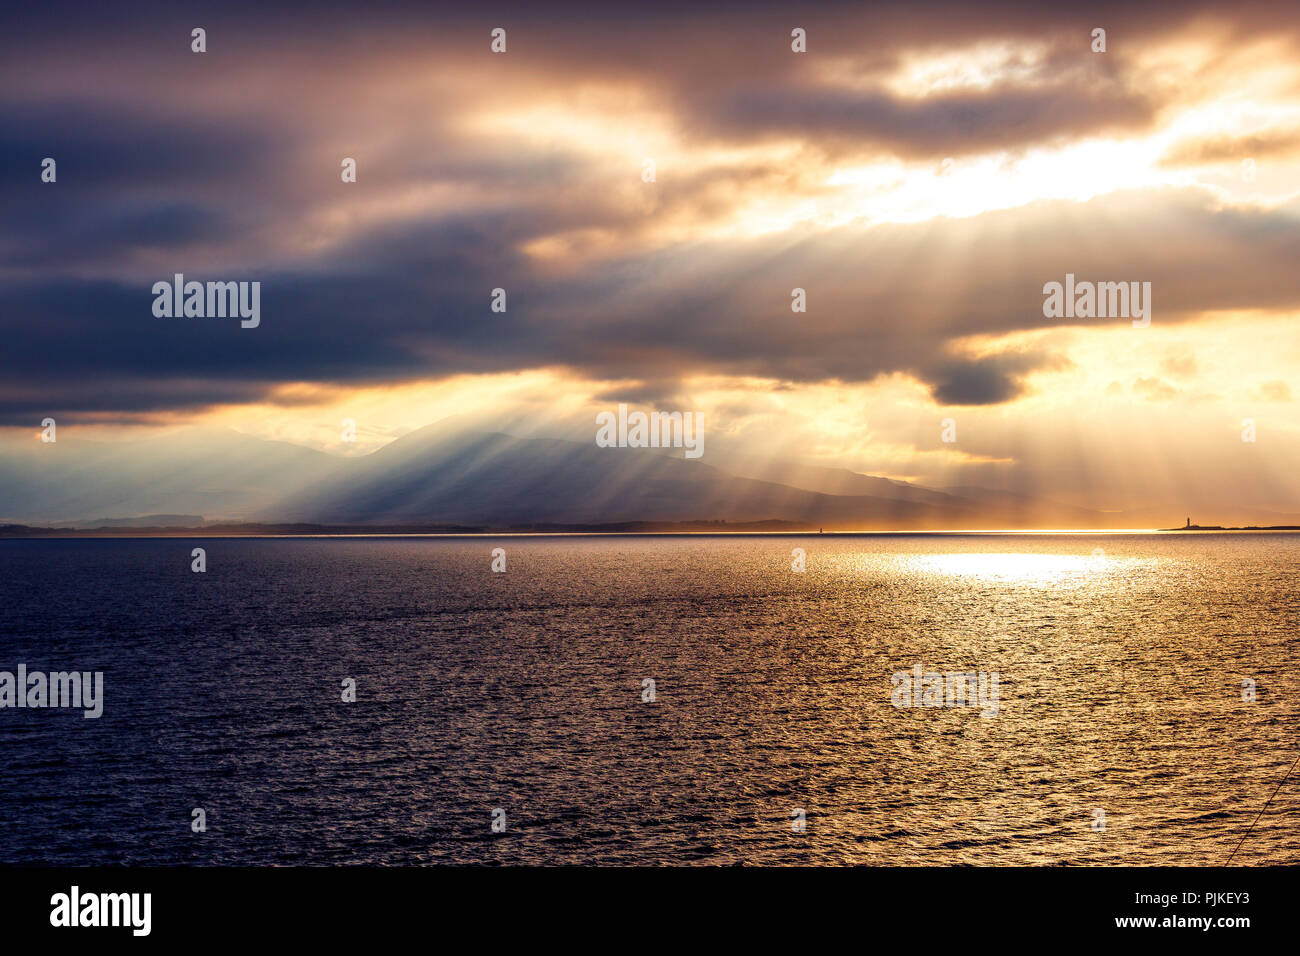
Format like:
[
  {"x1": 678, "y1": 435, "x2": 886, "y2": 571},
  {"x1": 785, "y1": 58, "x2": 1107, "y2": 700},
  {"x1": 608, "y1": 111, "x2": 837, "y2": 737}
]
[{"x1": 9, "y1": 527, "x2": 1300, "y2": 540}]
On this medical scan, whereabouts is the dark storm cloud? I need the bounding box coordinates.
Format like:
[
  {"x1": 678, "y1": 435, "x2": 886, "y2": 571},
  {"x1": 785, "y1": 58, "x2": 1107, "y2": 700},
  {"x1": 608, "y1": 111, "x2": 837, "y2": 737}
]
[
  {"x1": 8, "y1": 186, "x2": 1297, "y2": 423},
  {"x1": 0, "y1": 103, "x2": 273, "y2": 189},
  {"x1": 1, "y1": 199, "x2": 234, "y2": 269},
  {"x1": 0, "y1": 103, "x2": 288, "y2": 271},
  {"x1": 926, "y1": 353, "x2": 1054, "y2": 406},
  {"x1": 3, "y1": 0, "x2": 1300, "y2": 421},
  {"x1": 696, "y1": 76, "x2": 1155, "y2": 159}
]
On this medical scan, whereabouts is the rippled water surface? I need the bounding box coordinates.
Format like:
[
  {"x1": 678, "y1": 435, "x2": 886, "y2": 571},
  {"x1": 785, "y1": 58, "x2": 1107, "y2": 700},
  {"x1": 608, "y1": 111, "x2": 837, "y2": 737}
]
[{"x1": 1, "y1": 534, "x2": 1296, "y2": 865}]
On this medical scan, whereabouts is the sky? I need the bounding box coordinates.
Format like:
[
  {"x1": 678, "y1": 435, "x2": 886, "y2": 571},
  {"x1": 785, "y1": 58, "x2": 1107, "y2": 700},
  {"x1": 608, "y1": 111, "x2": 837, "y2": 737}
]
[{"x1": 3, "y1": 0, "x2": 1300, "y2": 517}]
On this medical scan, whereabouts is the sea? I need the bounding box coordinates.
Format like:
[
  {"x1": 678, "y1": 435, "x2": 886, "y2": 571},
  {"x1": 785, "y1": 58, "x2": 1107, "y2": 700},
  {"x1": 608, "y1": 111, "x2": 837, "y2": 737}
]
[{"x1": 1, "y1": 533, "x2": 1296, "y2": 865}]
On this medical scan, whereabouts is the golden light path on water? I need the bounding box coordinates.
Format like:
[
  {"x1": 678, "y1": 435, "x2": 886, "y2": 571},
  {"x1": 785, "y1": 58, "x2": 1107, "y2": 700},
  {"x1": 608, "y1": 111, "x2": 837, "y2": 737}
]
[
  {"x1": 915, "y1": 552, "x2": 1112, "y2": 584},
  {"x1": 837, "y1": 546, "x2": 1168, "y2": 588}
]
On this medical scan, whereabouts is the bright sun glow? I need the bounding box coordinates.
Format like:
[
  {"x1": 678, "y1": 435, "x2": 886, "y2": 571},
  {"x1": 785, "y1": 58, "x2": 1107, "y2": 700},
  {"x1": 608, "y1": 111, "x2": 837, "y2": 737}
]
[{"x1": 917, "y1": 552, "x2": 1108, "y2": 583}]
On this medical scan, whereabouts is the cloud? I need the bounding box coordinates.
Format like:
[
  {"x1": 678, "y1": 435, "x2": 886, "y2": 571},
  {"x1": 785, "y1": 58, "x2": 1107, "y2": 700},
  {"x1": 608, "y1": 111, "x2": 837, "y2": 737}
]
[
  {"x1": 4, "y1": 186, "x2": 1300, "y2": 423},
  {"x1": 1160, "y1": 353, "x2": 1199, "y2": 378},
  {"x1": 1134, "y1": 377, "x2": 1178, "y2": 401},
  {"x1": 692, "y1": 63, "x2": 1156, "y2": 160},
  {"x1": 926, "y1": 352, "x2": 1049, "y2": 406},
  {"x1": 3, "y1": 0, "x2": 1300, "y2": 428},
  {"x1": 1255, "y1": 379, "x2": 1293, "y2": 402},
  {"x1": 1159, "y1": 128, "x2": 1300, "y2": 166}
]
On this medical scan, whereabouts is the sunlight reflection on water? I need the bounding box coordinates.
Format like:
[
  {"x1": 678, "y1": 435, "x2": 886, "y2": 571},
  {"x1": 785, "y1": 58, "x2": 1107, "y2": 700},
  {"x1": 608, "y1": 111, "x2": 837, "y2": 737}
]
[
  {"x1": 0, "y1": 533, "x2": 1295, "y2": 865},
  {"x1": 911, "y1": 551, "x2": 1153, "y2": 584}
]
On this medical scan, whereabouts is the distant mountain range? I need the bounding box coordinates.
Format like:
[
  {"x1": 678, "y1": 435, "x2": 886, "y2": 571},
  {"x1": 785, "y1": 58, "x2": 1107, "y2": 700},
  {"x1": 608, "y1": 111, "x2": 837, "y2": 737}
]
[{"x1": 1, "y1": 419, "x2": 1295, "y2": 531}]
